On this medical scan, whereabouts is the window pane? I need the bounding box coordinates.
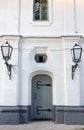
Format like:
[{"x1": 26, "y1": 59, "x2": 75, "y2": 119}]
[
  {"x1": 40, "y1": 0, "x2": 47, "y2": 3},
  {"x1": 41, "y1": 4, "x2": 47, "y2": 13},
  {"x1": 41, "y1": 3, "x2": 48, "y2": 20},
  {"x1": 34, "y1": 13, "x2": 40, "y2": 20},
  {"x1": 41, "y1": 14, "x2": 47, "y2": 20}
]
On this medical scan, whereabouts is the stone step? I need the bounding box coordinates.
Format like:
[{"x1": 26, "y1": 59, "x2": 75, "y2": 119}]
[{"x1": 0, "y1": 121, "x2": 83, "y2": 130}]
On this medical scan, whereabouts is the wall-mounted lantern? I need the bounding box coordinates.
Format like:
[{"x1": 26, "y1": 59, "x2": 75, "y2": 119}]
[
  {"x1": 1, "y1": 41, "x2": 13, "y2": 80},
  {"x1": 71, "y1": 44, "x2": 82, "y2": 80}
]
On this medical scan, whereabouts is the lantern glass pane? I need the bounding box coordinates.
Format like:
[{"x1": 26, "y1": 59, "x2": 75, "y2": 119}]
[
  {"x1": 9, "y1": 47, "x2": 13, "y2": 57},
  {"x1": 71, "y1": 49, "x2": 74, "y2": 61},
  {"x1": 1, "y1": 42, "x2": 13, "y2": 61},
  {"x1": 2, "y1": 46, "x2": 9, "y2": 58},
  {"x1": 74, "y1": 48, "x2": 81, "y2": 60}
]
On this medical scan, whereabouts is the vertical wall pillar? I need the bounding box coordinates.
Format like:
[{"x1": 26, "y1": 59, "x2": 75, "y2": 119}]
[
  {"x1": 64, "y1": 0, "x2": 75, "y2": 34},
  {"x1": 63, "y1": 37, "x2": 81, "y2": 106}
]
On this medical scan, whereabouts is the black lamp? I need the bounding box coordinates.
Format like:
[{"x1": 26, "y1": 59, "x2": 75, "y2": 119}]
[
  {"x1": 1, "y1": 41, "x2": 13, "y2": 80},
  {"x1": 71, "y1": 44, "x2": 82, "y2": 79}
]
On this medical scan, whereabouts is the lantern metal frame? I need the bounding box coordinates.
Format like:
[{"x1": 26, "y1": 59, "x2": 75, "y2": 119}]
[
  {"x1": 71, "y1": 44, "x2": 82, "y2": 80},
  {"x1": 1, "y1": 41, "x2": 13, "y2": 80}
]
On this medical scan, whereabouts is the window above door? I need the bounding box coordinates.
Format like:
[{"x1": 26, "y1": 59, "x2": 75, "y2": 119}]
[
  {"x1": 33, "y1": 0, "x2": 48, "y2": 21},
  {"x1": 30, "y1": 0, "x2": 52, "y2": 25}
]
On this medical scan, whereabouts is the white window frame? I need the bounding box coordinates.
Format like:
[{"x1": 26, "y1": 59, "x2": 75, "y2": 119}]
[{"x1": 30, "y1": 0, "x2": 53, "y2": 26}]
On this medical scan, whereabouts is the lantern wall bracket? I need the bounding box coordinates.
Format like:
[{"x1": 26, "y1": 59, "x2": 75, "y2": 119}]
[
  {"x1": 72, "y1": 63, "x2": 79, "y2": 80},
  {"x1": 5, "y1": 60, "x2": 12, "y2": 80}
]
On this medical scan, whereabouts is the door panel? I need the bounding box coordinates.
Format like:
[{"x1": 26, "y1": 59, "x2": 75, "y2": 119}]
[{"x1": 32, "y1": 75, "x2": 53, "y2": 120}]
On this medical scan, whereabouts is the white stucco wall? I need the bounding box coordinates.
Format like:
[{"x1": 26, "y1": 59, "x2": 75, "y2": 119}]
[
  {"x1": 0, "y1": 0, "x2": 84, "y2": 36},
  {"x1": 18, "y1": 38, "x2": 65, "y2": 105},
  {"x1": 0, "y1": 0, "x2": 84, "y2": 106},
  {"x1": 0, "y1": 36, "x2": 19, "y2": 105},
  {"x1": 0, "y1": 36, "x2": 84, "y2": 106}
]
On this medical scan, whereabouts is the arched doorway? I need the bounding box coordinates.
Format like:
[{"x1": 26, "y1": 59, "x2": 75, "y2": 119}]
[{"x1": 31, "y1": 74, "x2": 53, "y2": 120}]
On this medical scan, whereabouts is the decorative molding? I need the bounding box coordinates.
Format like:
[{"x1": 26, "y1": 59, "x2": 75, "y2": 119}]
[{"x1": 34, "y1": 47, "x2": 48, "y2": 54}]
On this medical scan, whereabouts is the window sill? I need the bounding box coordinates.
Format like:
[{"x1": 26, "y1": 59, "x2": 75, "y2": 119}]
[{"x1": 31, "y1": 21, "x2": 52, "y2": 26}]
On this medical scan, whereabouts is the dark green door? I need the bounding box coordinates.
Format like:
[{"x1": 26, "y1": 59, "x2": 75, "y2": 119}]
[{"x1": 32, "y1": 74, "x2": 53, "y2": 120}]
